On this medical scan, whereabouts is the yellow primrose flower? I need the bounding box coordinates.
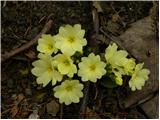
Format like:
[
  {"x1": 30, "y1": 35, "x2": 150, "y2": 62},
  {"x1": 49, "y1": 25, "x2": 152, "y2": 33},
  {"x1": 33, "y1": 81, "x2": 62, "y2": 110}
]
[
  {"x1": 78, "y1": 53, "x2": 106, "y2": 82},
  {"x1": 105, "y1": 43, "x2": 128, "y2": 68},
  {"x1": 37, "y1": 34, "x2": 58, "y2": 55},
  {"x1": 121, "y1": 58, "x2": 136, "y2": 75},
  {"x1": 129, "y1": 63, "x2": 150, "y2": 91},
  {"x1": 113, "y1": 70, "x2": 123, "y2": 86},
  {"x1": 31, "y1": 53, "x2": 63, "y2": 86},
  {"x1": 54, "y1": 80, "x2": 83, "y2": 105},
  {"x1": 53, "y1": 54, "x2": 77, "y2": 78},
  {"x1": 105, "y1": 42, "x2": 136, "y2": 85},
  {"x1": 54, "y1": 24, "x2": 87, "y2": 56}
]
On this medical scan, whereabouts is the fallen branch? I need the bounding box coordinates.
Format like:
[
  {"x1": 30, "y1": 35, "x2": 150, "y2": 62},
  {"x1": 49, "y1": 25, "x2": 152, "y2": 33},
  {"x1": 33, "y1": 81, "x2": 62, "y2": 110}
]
[{"x1": 1, "y1": 20, "x2": 53, "y2": 62}]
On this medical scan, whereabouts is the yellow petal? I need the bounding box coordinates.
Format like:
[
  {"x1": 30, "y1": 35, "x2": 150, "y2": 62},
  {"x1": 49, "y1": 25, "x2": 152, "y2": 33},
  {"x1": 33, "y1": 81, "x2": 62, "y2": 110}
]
[
  {"x1": 58, "y1": 64, "x2": 70, "y2": 74},
  {"x1": 78, "y1": 53, "x2": 106, "y2": 82},
  {"x1": 52, "y1": 70, "x2": 63, "y2": 83},
  {"x1": 74, "y1": 24, "x2": 81, "y2": 30},
  {"x1": 59, "y1": 26, "x2": 70, "y2": 37},
  {"x1": 31, "y1": 67, "x2": 46, "y2": 76},
  {"x1": 105, "y1": 43, "x2": 117, "y2": 60},
  {"x1": 37, "y1": 71, "x2": 52, "y2": 86},
  {"x1": 61, "y1": 43, "x2": 74, "y2": 55},
  {"x1": 129, "y1": 63, "x2": 150, "y2": 91},
  {"x1": 69, "y1": 93, "x2": 79, "y2": 103},
  {"x1": 53, "y1": 80, "x2": 83, "y2": 105},
  {"x1": 32, "y1": 60, "x2": 48, "y2": 68},
  {"x1": 37, "y1": 44, "x2": 50, "y2": 53},
  {"x1": 115, "y1": 76, "x2": 123, "y2": 86}
]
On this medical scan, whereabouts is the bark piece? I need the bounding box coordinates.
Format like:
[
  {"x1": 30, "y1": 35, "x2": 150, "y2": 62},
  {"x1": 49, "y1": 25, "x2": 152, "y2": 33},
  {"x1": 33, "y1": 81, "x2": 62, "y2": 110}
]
[
  {"x1": 118, "y1": 16, "x2": 158, "y2": 108},
  {"x1": 140, "y1": 94, "x2": 159, "y2": 118}
]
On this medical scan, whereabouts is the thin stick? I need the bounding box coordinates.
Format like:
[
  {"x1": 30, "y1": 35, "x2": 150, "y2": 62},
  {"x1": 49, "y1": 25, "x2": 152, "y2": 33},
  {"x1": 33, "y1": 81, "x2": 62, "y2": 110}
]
[
  {"x1": 1, "y1": 20, "x2": 53, "y2": 62},
  {"x1": 79, "y1": 82, "x2": 90, "y2": 118},
  {"x1": 1, "y1": 108, "x2": 11, "y2": 115},
  {"x1": 60, "y1": 103, "x2": 63, "y2": 119}
]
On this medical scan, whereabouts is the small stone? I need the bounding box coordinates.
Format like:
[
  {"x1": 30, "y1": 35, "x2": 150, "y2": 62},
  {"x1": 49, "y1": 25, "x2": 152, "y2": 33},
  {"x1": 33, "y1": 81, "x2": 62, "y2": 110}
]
[{"x1": 46, "y1": 100, "x2": 60, "y2": 117}]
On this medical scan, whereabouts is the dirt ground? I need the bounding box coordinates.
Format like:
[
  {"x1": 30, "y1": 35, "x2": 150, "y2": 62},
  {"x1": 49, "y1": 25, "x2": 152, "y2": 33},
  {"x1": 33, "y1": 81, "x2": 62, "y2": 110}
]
[{"x1": 1, "y1": 1, "x2": 158, "y2": 119}]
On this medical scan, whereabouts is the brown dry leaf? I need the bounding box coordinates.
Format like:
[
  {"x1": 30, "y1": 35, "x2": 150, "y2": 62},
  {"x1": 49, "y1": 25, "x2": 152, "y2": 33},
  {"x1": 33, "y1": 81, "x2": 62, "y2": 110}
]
[
  {"x1": 10, "y1": 105, "x2": 19, "y2": 118},
  {"x1": 20, "y1": 111, "x2": 30, "y2": 118},
  {"x1": 25, "y1": 50, "x2": 36, "y2": 60},
  {"x1": 118, "y1": 16, "x2": 158, "y2": 108},
  {"x1": 112, "y1": 14, "x2": 120, "y2": 23},
  {"x1": 10, "y1": 94, "x2": 25, "y2": 118},
  {"x1": 140, "y1": 94, "x2": 159, "y2": 118},
  {"x1": 32, "y1": 91, "x2": 47, "y2": 103},
  {"x1": 16, "y1": 93, "x2": 25, "y2": 103},
  {"x1": 93, "y1": 1, "x2": 103, "y2": 13},
  {"x1": 46, "y1": 100, "x2": 60, "y2": 117},
  {"x1": 85, "y1": 107, "x2": 101, "y2": 119}
]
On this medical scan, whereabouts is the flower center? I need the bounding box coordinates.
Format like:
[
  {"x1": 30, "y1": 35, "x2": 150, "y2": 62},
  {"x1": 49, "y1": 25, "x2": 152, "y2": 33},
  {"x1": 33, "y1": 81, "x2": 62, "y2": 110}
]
[
  {"x1": 48, "y1": 44, "x2": 53, "y2": 50},
  {"x1": 63, "y1": 59, "x2": 70, "y2": 66},
  {"x1": 65, "y1": 85, "x2": 73, "y2": 91},
  {"x1": 89, "y1": 64, "x2": 96, "y2": 71},
  {"x1": 48, "y1": 66, "x2": 53, "y2": 73},
  {"x1": 68, "y1": 36, "x2": 75, "y2": 43}
]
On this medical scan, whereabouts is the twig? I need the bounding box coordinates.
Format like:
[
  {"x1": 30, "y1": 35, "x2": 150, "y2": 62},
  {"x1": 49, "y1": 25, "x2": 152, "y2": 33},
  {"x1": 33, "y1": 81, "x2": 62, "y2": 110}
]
[
  {"x1": 60, "y1": 103, "x2": 63, "y2": 119},
  {"x1": 79, "y1": 82, "x2": 90, "y2": 118},
  {"x1": 1, "y1": 108, "x2": 11, "y2": 115},
  {"x1": 123, "y1": 88, "x2": 158, "y2": 109},
  {"x1": 2, "y1": 1, "x2": 7, "y2": 8},
  {"x1": 1, "y1": 20, "x2": 53, "y2": 62},
  {"x1": 128, "y1": 91, "x2": 157, "y2": 108},
  {"x1": 99, "y1": 28, "x2": 125, "y2": 49},
  {"x1": 100, "y1": 27, "x2": 137, "y2": 59},
  {"x1": 93, "y1": 84, "x2": 99, "y2": 101}
]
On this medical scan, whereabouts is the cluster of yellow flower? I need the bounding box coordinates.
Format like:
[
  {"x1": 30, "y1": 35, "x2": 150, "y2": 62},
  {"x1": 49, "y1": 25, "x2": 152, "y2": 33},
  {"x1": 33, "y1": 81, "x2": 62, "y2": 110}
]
[
  {"x1": 105, "y1": 43, "x2": 150, "y2": 91},
  {"x1": 31, "y1": 24, "x2": 150, "y2": 105}
]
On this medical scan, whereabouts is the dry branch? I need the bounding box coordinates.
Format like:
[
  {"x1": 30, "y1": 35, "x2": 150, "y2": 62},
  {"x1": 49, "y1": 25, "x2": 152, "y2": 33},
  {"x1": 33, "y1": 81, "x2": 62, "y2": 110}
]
[
  {"x1": 1, "y1": 20, "x2": 53, "y2": 62},
  {"x1": 79, "y1": 82, "x2": 90, "y2": 118}
]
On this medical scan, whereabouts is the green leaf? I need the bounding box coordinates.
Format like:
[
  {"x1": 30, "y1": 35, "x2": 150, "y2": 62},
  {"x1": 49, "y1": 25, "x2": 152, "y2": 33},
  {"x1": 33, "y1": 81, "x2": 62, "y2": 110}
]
[{"x1": 101, "y1": 77, "x2": 117, "y2": 88}]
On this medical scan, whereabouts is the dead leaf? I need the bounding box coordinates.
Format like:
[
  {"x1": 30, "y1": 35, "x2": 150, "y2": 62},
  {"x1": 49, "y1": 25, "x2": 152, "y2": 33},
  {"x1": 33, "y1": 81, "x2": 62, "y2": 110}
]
[
  {"x1": 16, "y1": 93, "x2": 25, "y2": 103},
  {"x1": 46, "y1": 100, "x2": 60, "y2": 117},
  {"x1": 10, "y1": 105, "x2": 19, "y2": 118},
  {"x1": 20, "y1": 111, "x2": 30, "y2": 118},
  {"x1": 28, "y1": 110, "x2": 39, "y2": 119},
  {"x1": 112, "y1": 14, "x2": 120, "y2": 23},
  {"x1": 140, "y1": 94, "x2": 159, "y2": 118},
  {"x1": 25, "y1": 50, "x2": 36, "y2": 60},
  {"x1": 32, "y1": 88, "x2": 49, "y2": 103},
  {"x1": 118, "y1": 16, "x2": 158, "y2": 108},
  {"x1": 93, "y1": 1, "x2": 103, "y2": 13},
  {"x1": 85, "y1": 107, "x2": 101, "y2": 119}
]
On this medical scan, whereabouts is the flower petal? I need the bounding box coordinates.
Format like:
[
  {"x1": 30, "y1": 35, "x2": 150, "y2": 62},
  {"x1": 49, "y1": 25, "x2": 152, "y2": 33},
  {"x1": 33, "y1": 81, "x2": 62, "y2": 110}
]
[
  {"x1": 53, "y1": 80, "x2": 83, "y2": 105},
  {"x1": 37, "y1": 71, "x2": 52, "y2": 86}
]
